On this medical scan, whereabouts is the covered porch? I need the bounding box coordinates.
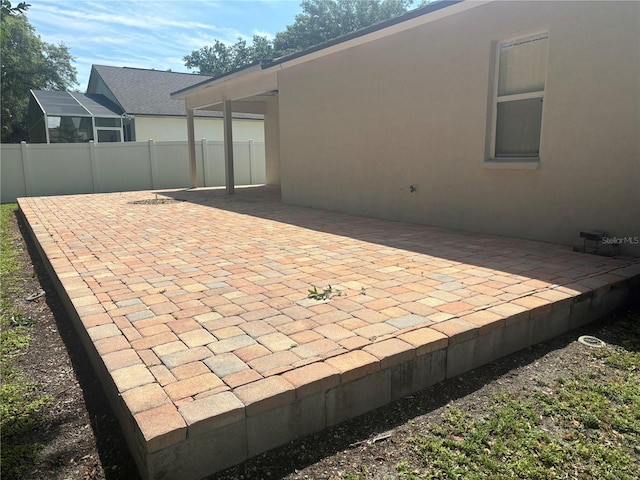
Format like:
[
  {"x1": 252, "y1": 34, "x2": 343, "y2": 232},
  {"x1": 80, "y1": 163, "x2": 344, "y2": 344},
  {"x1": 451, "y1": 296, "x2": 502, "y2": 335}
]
[
  {"x1": 168, "y1": 0, "x2": 474, "y2": 195},
  {"x1": 171, "y1": 62, "x2": 281, "y2": 193}
]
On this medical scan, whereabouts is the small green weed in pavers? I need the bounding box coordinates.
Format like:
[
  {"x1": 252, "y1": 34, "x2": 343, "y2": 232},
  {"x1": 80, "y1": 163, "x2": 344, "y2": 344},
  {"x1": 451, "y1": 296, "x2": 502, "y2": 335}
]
[{"x1": 307, "y1": 285, "x2": 341, "y2": 301}]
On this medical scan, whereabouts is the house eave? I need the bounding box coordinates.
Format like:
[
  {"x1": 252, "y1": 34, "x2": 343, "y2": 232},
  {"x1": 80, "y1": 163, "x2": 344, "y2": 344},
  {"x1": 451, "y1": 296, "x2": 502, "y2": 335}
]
[{"x1": 170, "y1": 63, "x2": 266, "y2": 100}]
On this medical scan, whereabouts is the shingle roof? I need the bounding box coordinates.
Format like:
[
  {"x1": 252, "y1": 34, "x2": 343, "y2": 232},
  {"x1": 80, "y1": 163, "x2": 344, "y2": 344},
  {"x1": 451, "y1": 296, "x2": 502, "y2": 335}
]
[
  {"x1": 89, "y1": 65, "x2": 263, "y2": 119},
  {"x1": 90, "y1": 65, "x2": 211, "y2": 116}
]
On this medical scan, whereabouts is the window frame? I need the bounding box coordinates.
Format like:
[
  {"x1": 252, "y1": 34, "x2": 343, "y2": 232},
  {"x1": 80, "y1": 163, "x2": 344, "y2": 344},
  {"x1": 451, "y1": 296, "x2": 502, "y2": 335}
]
[
  {"x1": 488, "y1": 31, "x2": 549, "y2": 163},
  {"x1": 96, "y1": 128, "x2": 123, "y2": 142},
  {"x1": 93, "y1": 116, "x2": 124, "y2": 143}
]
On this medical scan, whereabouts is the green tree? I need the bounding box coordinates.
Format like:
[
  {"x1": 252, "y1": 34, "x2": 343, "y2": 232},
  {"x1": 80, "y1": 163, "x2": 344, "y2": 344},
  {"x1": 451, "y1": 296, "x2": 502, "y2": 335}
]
[
  {"x1": 273, "y1": 0, "x2": 412, "y2": 55},
  {"x1": 183, "y1": 35, "x2": 273, "y2": 77},
  {"x1": 1, "y1": 0, "x2": 30, "y2": 15},
  {"x1": 183, "y1": 0, "x2": 413, "y2": 76},
  {"x1": 251, "y1": 35, "x2": 275, "y2": 63},
  {"x1": 1, "y1": 1, "x2": 77, "y2": 143}
]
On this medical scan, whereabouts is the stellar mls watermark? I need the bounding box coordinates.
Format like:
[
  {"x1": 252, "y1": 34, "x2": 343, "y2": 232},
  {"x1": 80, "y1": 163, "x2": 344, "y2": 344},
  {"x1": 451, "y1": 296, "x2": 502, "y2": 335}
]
[{"x1": 601, "y1": 236, "x2": 639, "y2": 245}]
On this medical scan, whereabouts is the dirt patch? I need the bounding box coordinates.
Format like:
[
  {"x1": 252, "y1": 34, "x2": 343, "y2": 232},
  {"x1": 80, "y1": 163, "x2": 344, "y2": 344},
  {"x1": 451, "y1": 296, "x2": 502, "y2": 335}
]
[
  {"x1": 6, "y1": 208, "x2": 639, "y2": 480},
  {"x1": 128, "y1": 198, "x2": 185, "y2": 205},
  {"x1": 8, "y1": 211, "x2": 140, "y2": 480}
]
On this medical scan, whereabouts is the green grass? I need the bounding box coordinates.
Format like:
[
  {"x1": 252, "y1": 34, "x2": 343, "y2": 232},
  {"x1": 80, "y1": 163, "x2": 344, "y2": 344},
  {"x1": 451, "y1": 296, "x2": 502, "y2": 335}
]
[
  {"x1": 334, "y1": 311, "x2": 640, "y2": 480},
  {"x1": 1, "y1": 203, "x2": 52, "y2": 479},
  {"x1": 1, "y1": 204, "x2": 22, "y2": 308},
  {"x1": 390, "y1": 314, "x2": 640, "y2": 480}
]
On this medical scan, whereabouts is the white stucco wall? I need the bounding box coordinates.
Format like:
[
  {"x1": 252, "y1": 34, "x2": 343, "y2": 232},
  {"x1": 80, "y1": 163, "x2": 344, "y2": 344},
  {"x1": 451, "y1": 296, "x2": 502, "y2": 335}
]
[
  {"x1": 133, "y1": 116, "x2": 265, "y2": 143},
  {"x1": 277, "y1": 1, "x2": 640, "y2": 254}
]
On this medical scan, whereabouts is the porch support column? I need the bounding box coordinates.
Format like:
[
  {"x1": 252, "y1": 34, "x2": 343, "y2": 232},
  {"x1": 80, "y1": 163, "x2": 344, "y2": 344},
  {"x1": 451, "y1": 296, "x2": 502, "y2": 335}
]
[
  {"x1": 186, "y1": 108, "x2": 197, "y2": 188},
  {"x1": 223, "y1": 99, "x2": 235, "y2": 195}
]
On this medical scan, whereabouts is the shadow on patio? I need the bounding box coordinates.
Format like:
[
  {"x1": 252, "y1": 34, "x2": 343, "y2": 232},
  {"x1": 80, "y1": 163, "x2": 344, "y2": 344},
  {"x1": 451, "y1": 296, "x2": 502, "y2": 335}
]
[{"x1": 157, "y1": 185, "x2": 637, "y2": 291}]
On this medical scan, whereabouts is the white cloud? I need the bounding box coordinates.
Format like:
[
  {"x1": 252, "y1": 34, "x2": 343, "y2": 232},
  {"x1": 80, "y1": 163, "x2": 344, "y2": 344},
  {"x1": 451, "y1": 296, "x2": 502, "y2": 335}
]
[{"x1": 27, "y1": 0, "x2": 300, "y2": 89}]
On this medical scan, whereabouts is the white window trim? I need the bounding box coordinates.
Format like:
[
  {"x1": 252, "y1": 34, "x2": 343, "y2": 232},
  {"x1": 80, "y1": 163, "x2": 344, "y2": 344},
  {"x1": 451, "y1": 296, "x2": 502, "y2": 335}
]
[
  {"x1": 93, "y1": 117, "x2": 124, "y2": 143},
  {"x1": 488, "y1": 31, "x2": 549, "y2": 164}
]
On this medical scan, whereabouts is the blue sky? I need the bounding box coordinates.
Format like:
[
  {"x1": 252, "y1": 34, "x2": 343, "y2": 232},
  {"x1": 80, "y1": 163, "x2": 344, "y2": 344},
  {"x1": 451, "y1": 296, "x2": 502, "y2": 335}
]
[{"x1": 27, "y1": 0, "x2": 303, "y2": 90}]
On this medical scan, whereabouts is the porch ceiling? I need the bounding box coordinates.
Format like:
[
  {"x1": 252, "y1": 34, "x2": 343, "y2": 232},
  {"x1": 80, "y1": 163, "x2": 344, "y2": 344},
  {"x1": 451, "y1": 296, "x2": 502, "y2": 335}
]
[
  {"x1": 173, "y1": 66, "x2": 278, "y2": 113},
  {"x1": 196, "y1": 93, "x2": 278, "y2": 115}
]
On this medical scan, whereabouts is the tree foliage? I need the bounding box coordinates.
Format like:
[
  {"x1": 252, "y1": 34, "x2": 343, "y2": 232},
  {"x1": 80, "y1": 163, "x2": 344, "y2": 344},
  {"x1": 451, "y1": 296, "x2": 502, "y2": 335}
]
[
  {"x1": 273, "y1": 0, "x2": 412, "y2": 55},
  {"x1": 1, "y1": 0, "x2": 30, "y2": 15},
  {"x1": 1, "y1": 1, "x2": 77, "y2": 143},
  {"x1": 183, "y1": 35, "x2": 273, "y2": 77},
  {"x1": 183, "y1": 0, "x2": 413, "y2": 76}
]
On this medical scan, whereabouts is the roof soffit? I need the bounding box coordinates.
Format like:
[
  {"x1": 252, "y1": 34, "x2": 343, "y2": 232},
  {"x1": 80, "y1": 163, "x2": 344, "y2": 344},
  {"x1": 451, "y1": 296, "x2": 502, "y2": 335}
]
[{"x1": 183, "y1": 69, "x2": 278, "y2": 111}]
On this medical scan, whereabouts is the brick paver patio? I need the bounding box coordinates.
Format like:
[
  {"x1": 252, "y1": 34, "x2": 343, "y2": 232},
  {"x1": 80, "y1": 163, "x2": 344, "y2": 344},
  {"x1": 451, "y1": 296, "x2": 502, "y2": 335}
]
[{"x1": 18, "y1": 186, "x2": 640, "y2": 480}]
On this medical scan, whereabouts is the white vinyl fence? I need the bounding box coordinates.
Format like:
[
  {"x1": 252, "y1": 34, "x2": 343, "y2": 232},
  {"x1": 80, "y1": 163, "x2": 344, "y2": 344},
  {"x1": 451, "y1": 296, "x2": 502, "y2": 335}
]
[{"x1": 0, "y1": 139, "x2": 266, "y2": 203}]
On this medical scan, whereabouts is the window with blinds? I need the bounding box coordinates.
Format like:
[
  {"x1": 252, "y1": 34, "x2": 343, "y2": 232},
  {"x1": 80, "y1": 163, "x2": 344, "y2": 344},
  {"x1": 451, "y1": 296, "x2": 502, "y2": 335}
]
[{"x1": 491, "y1": 32, "x2": 549, "y2": 158}]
